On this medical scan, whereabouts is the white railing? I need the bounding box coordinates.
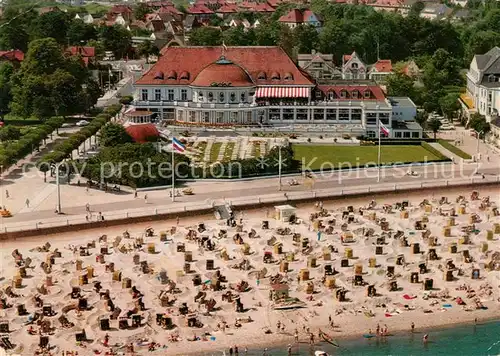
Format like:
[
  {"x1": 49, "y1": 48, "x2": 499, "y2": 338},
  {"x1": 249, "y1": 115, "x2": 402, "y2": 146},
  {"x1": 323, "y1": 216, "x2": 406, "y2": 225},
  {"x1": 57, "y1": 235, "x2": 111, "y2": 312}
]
[{"x1": 2, "y1": 175, "x2": 498, "y2": 234}]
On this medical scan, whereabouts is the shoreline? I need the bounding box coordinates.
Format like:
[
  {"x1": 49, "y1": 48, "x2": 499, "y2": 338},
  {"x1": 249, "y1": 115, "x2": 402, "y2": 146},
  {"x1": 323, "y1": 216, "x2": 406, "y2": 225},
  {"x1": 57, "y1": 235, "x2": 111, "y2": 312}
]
[{"x1": 184, "y1": 309, "x2": 500, "y2": 355}]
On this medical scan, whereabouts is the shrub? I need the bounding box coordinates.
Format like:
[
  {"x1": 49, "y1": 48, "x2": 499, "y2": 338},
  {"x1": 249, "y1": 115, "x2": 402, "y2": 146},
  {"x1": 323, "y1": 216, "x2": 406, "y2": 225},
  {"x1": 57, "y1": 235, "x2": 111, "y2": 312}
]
[{"x1": 119, "y1": 96, "x2": 134, "y2": 105}]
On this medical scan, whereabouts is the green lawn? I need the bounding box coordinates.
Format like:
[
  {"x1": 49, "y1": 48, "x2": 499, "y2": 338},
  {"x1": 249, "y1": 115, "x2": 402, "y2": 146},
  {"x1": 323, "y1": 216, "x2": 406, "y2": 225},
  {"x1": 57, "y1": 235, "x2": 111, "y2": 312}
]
[
  {"x1": 438, "y1": 139, "x2": 472, "y2": 159},
  {"x1": 209, "y1": 142, "x2": 223, "y2": 162},
  {"x1": 292, "y1": 144, "x2": 443, "y2": 170}
]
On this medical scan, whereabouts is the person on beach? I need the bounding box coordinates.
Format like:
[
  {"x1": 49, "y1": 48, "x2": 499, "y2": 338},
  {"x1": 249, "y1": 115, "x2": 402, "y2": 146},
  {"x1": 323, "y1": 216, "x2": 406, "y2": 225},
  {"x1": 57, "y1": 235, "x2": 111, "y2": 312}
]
[
  {"x1": 376, "y1": 324, "x2": 380, "y2": 336},
  {"x1": 423, "y1": 334, "x2": 429, "y2": 343},
  {"x1": 383, "y1": 325, "x2": 388, "y2": 335},
  {"x1": 288, "y1": 344, "x2": 292, "y2": 355},
  {"x1": 234, "y1": 346, "x2": 239, "y2": 355},
  {"x1": 263, "y1": 347, "x2": 268, "y2": 356},
  {"x1": 244, "y1": 347, "x2": 248, "y2": 355},
  {"x1": 294, "y1": 329, "x2": 299, "y2": 343},
  {"x1": 411, "y1": 322, "x2": 415, "y2": 333},
  {"x1": 277, "y1": 321, "x2": 281, "y2": 332},
  {"x1": 144, "y1": 194, "x2": 148, "y2": 204},
  {"x1": 229, "y1": 346, "x2": 233, "y2": 356},
  {"x1": 310, "y1": 333, "x2": 315, "y2": 345}
]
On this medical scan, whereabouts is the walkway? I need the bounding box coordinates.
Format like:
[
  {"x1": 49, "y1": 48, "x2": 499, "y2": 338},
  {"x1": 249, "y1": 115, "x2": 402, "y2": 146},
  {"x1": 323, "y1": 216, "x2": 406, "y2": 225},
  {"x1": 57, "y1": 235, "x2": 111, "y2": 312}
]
[{"x1": 428, "y1": 142, "x2": 463, "y2": 162}]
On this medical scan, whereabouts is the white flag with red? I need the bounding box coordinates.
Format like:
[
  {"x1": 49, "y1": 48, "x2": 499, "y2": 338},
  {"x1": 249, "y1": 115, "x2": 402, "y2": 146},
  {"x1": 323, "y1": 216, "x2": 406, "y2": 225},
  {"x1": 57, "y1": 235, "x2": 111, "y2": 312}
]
[{"x1": 380, "y1": 122, "x2": 390, "y2": 136}]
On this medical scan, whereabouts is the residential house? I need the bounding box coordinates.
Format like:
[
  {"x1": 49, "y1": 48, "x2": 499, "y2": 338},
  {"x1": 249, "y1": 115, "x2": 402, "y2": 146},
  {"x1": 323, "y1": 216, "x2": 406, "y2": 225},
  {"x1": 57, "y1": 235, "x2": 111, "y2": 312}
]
[
  {"x1": 133, "y1": 45, "x2": 421, "y2": 138},
  {"x1": 74, "y1": 13, "x2": 95, "y2": 24},
  {"x1": 227, "y1": 18, "x2": 253, "y2": 30},
  {"x1": 368, "y1": 59, "x2": 393, "y2": 82},
  {"x1": 68, "y1": 46, "x2": 96, "y2": 66},
  {"x1": 106, "y1": 5, "x2": 133, "y2": 25},
  {"x1": 401, "y1": 60, "x2": 420, "y2": 78},
  {"x1": 278, "y1": 9, "x2": 322, "y2": 29},
  {"x1": 216, "y1": 3, "x2": 239, "y2": 17},
  {"x1": 0, "y1": 49, "x2": 24, "y2": 65},
  {"x1": 146, "y1": 19, "x2": 166, "y2": 33},
  {"x1": 420, "y1": 3, "x2": 452, "y2": 20},
  {"x1": 37, "y1": 6, "x2": 61, "y2": 15},
  {"x1": 297, "y1": 50, "x2": 341, "y2": 80},
  {"x1": 450, "y1": 9, "x2": 471, "y2": 22},
  {"x1": 186, "y1": 4, "x2": 214, "y2": 20},
  {"x1": 183, "y1": 15, "x2": 202, "y2": 32},
  {"x1": 465, "y1": 47, "x2": 500, "y2": 122},
  {"x1": 158, "y1": 5, "x2": 184, "y2": 20},
  {"x1": 342, "y1": 51, "x2": 367, "y2": 80}
]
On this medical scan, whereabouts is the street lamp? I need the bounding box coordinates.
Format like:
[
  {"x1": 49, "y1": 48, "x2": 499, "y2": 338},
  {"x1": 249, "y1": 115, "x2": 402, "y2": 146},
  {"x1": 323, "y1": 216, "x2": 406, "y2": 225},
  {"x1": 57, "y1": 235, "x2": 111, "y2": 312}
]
[
  {"x1": 55, "y1": 163, "x2": 62, "y2": 214},
  {"x1": 472, "y1": 129, "x2": 484, "y2": 174},
  {"x1": 278, "y1": 145, "x2": 282, "y2": 191}
]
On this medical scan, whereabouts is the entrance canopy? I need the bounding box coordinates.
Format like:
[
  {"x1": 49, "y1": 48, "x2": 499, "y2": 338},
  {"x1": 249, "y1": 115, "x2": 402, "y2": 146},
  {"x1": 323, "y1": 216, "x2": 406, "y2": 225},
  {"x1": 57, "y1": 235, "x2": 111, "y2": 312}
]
[{"x1": 255, "y1": 87, "x2": 309, "y2": 98}]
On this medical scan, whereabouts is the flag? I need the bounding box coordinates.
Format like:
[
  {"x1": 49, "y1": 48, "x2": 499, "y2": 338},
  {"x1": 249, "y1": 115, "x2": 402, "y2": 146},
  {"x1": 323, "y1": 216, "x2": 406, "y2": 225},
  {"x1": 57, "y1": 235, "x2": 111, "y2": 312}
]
[
  {"x1": 380, "y1": 122, "x2": 390, "y2": 136},
  {"x1": 172, "y1": 137, "x2": 185, "y2": 153}
]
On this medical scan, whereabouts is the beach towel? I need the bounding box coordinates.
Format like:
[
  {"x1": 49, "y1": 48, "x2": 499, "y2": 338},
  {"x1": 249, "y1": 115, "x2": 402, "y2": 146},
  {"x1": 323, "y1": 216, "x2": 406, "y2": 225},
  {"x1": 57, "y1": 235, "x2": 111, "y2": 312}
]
[
  {"x1": 363, "y1": 334, "x2": 375, "y2": 338},
  {"x1": 385, "y1": 313, "x2": 393, "y2": 317},
  {"x1": 403, "y1": 294, "x2": 416, "y2": 300},
  {"x1": 442, "y1": 304, "x2": 452, "y2": 308}
]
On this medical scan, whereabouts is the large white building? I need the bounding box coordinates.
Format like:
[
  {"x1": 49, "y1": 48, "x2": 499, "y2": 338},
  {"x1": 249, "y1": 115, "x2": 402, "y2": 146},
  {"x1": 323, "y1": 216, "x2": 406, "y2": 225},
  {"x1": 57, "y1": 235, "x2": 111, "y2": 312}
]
[
  {"x1": 133, "y1": 46, "x2": 421, "y2": 138},
  {"x1": 465, "y1": 47, "x2": 500, "y2": 122}
]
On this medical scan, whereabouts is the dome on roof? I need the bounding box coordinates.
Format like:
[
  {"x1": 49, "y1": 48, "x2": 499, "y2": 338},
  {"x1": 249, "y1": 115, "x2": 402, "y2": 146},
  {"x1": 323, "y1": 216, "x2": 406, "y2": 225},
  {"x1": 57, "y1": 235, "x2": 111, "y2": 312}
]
[
  {"x1": 191, "y1": 58, "x2": 254, "y2": 87},
  {"x1": 125, "y1": 123, "x2": 160, "y2": 144}
]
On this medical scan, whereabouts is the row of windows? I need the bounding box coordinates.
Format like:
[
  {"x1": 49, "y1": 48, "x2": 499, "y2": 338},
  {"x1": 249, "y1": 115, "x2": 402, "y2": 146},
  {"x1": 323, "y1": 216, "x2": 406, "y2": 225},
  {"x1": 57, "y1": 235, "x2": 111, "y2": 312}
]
[{"x1": 141, "y1": 89, "x2": 247, "y2": 103}]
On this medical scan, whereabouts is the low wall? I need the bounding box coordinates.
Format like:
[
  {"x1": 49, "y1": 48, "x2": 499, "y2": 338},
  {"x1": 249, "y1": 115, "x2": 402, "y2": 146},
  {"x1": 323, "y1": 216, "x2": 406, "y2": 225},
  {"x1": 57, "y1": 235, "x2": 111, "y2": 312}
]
[{"x1": 1, "y1": 179, "x2": 498, "y2": 240}]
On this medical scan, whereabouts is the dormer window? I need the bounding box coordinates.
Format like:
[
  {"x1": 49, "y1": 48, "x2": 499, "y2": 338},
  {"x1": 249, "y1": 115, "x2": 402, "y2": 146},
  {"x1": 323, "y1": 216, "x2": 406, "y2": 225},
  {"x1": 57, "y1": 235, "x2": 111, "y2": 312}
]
[
  {"x1": 257, "y1": 72, "x2": 266, "y2": 80},
  {"x1": 240, "y1": 92, "x2": 246, "y2": 102},
  {"x1": 364, "y1": 90, "x2": 371, "y2": 98},
  {"x1": 154, "y1": 71, "x2": 164, "y2": 80},
  {"x1": 352, "y1": 90, "x2": 359, "y2": 99},
  {"x1": 284, "y1": 72, "x2": 293, "y2": 81},
  {"x1": 340, "y1": 90, "x2": 347, "y2": 98},
  {"x1": 167, "y1": 71, "x2": 177, "y2": 80},
  {"x1": 351, "y1": 63, "x2": 358, "y2": 69},
  {"x1": 230, "y1": 92, "x2": 236, "y2": 102},
  {"x1": 208, "y1": 92, "x2": 214, "y2": 102},
  {"x1": 488, "y1": 74, "x2": 496, "y2": 83},
  {"x1": 180, "y1": 71, "x2": 190, "y2": 80},
  {"x1": 219, "y1": 92, "x2": 225, "y2": 103},
  {"x1": 271, "y1": 72, "x2": 280, "y2": 80},
  {"x1": 198, "y1": 91, "x2": 203, "y2": 101},
  {"x1": 328, "y1": 90, "x2": 335, "y2": 100}
]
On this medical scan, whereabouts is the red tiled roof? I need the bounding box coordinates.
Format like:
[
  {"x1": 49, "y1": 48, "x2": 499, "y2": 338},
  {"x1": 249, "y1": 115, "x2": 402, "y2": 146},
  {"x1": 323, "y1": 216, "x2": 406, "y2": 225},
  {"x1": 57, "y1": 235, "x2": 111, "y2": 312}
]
[
  {"x1": 68, "y1": 46, "x2": 95, "y2": 58},
  {"x1": 217, "y1": 3, "x2": 239, "y2": 13},
  {"x1": 138, "y1": 46, "x2": 314, "y2": 86},
  {"x1": 125, "y1": 123, "x2": 159, "y2": 143},
  {"x1": 279, "y1": 8, "x2": 318, "y2": 23},
  {"x1": 372, "y1": 59, "x2": 392, "y2": 72},
  {"x1": 38, "y1": 6, "x2": 61, "y2": 14},
  {"x1": 252, "y1": 3, "x2": 275, "y2": 12},
  {"x1": 191, "y1": 60, "x2": 254, "y2": 87},
  {"x1": 146, "y1": 0, "x2": 174, "y2": 7},
  {"x1": 318, "y1": 85, "x2": 386, "y2": 101},
  {"x1": 187, "y1": 4, "x2": 214, "y2": 14},
  {"x1": 343, "y1": 54, "x2": 352, "y2": 62},
  {"x1": 0, "y1": 50, "x2": 24, "y2": 62},
  {"x1": 266, "y1": 0, "x2": 282, "y2": 8},
  {"x1": 158, "y1": 5, "x2": 183, "y2": 15}
]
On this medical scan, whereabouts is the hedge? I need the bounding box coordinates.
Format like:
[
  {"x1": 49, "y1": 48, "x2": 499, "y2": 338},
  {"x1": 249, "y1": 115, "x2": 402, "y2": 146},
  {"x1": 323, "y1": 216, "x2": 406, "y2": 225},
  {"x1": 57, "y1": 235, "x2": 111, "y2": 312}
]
[
  {"x1": 37, "y1": 105, "x2": 122, "y2": 168},
  {"x1": 437, "y1": 139, "x2": 472, "y2": 159},
  {"x1": 421, "y1": 142, "x2": 450, "y2": 161},
  {"x1": 0, "y1": 116, "x2": 65, "y2": 167}
]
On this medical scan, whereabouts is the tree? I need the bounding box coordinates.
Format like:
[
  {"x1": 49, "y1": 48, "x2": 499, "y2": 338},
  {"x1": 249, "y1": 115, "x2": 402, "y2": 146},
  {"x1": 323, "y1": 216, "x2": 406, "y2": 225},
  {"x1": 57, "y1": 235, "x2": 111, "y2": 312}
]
[
  {"x1": 0, "y1": 126, "x2": 21, "y2": 141},
  {"x1": 67, "y1": 20, "x2": 98, "y2": 45},
  {"x1": 386, "y1": 72, "x2": 416, "y2": 97},
  {"x1": 409, "y1": 1, "x2": 425, "y2": 16},
  {"x1": 438, "y1": 92, "x2": 460, "y2": 119},
  {"x1": 188, "y1": 27, "x2": 222, "y2": 46},
  {"x1": 0, "y1": 62, "x2": 14, "y2": 114},
  {"x1": 98, "y1": 25, "x2": 132, "y2": 59},
  {"x1": 134, "y1": 3, "x2": 150, "y2": 21},
  {"x1": 32, "y1": 11, "x2": 70, "y2": 44},
  {"x1": 0, "y1": 18, "x2": 30, "y2": 52},
  {"x1": 21, "y1": 38, "x2": 66, "y2": 75},
  {"x1": 469, "y1": 113, "x2": 491, "y2": 135},
  {"x1": 293, "y1": 25, "x2": 319, "y2": 54},
  {"x1": 427, "y1": 118, "x2": 442, "y2": 138},
  {"x1": 99, "y1": 123, "x2": 133, "y2": 147},
  {"x1": 136, "y1": 40, "x2": 160, "y2": 63}
]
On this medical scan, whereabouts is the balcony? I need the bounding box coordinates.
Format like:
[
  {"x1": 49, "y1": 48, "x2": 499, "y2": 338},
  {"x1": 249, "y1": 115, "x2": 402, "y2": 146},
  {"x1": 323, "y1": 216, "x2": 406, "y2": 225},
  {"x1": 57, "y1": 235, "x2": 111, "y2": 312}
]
[{"x1": 134, "y1": 100, "x2": 258, "y2": 109}]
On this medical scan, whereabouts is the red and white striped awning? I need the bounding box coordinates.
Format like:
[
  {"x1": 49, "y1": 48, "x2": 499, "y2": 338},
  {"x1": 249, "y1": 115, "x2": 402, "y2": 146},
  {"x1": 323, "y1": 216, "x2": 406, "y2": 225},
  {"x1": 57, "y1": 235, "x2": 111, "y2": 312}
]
[{"x1": 255, "y1": 87, "x2": 309, "y2": 98}]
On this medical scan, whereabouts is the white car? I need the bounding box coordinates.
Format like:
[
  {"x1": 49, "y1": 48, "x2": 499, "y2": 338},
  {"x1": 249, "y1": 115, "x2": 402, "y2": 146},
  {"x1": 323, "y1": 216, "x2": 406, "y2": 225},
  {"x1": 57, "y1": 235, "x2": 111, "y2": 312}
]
[
  {"x1": 61, "y1": 123, "x2": 72, "y2": 128},
  {"x1": 76, "y1": 120, "x2": 89, "y2": 127}
]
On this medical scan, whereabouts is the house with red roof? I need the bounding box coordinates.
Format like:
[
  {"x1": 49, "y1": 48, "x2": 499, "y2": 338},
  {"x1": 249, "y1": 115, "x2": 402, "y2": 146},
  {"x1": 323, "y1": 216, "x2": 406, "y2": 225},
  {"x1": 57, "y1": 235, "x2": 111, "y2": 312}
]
[
  {"x1": 131, "y1": 45, "x2": 422, "y2": 138},
  {"x1": 0, "y1": 50, "x2": 24, "y2": 65},
  {"x1": 216, "y1": 3, "x2": 239, "y2": 17},
  {"x1": 278, "y1": 9, "x2": 322, "y2": 29},
  {"x1": 68, "y1": 46, "x2": 96, "y2": 66},
  {"x1": 187, "y1": 4, "x2": 214, "y2": 19},
  {"x1": 368, "y1": 59, "x2": 393, "y2": 82}
]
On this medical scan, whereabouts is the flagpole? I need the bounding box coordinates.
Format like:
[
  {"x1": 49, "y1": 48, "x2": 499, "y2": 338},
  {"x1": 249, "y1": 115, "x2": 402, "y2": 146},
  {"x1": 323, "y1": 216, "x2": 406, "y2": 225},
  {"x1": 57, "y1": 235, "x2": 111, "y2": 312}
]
[
  {"x1": 171, "y1": 142, "x2": 175, "y2": 202},
  {"x1": 377, "y1": 120, "x2": 381, "y2": 183}
]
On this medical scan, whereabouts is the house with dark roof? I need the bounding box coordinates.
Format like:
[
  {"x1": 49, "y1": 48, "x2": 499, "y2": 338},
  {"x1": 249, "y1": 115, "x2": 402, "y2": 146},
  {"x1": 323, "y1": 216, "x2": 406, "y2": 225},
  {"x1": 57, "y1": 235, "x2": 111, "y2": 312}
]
[
  {"x1": 132, "y1": 45, "x2": 420, "y2": 138},
  {"x1": 465, "y1": 47, "x2": 500, "y2": 121},
  {"x1": 278, "y1": 9, "x2": 322, "y2": 30},
  {"x1": 297, "y1": 50, "x2": 341, "y2": 80}
]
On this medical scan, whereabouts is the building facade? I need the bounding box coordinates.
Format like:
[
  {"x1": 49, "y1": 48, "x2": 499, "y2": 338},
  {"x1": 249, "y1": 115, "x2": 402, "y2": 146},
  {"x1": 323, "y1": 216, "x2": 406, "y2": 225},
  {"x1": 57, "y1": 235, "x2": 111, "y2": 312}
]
[
  {"x1": 466, "y1": 47, "x2": 500, "y2": 122},
  {"x1": 133, "y1": 46, "x2": 421, "y2": 138}
]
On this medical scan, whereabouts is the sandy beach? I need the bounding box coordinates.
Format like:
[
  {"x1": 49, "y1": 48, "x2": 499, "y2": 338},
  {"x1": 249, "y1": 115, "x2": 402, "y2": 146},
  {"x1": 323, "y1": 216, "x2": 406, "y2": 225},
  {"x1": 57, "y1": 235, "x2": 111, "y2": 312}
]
[{"x1": 1, "y1": 186, "x2": 499, "y2": 355}]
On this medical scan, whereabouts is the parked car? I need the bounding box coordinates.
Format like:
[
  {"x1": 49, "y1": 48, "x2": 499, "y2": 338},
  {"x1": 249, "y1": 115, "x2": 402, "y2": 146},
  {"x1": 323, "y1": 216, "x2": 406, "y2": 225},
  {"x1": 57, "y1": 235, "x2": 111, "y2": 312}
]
[
  {"x1": 76, "y1": 120, "x2": 89, "y2": 127},
  {"x1": 61, "y1": 123, "x2": 72, "y2": 128}
]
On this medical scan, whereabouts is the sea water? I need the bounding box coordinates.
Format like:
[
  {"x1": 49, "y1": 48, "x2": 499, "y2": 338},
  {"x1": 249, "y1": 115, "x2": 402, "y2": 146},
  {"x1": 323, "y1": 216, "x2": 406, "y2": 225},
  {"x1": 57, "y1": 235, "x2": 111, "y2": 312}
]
[{"x1": 244, "y1": 320, "x2": 500, "y2": 356}]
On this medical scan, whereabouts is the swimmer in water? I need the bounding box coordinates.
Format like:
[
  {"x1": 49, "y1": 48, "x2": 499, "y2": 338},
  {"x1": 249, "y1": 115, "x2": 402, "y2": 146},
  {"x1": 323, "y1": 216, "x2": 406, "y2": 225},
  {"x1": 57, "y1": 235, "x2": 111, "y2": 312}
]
[{"x1": 423, "y1": 334, "x2": 429, "y2": 342}]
